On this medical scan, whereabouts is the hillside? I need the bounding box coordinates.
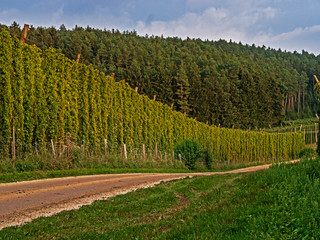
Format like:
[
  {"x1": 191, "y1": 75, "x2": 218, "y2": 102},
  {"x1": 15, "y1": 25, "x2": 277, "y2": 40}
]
[
  {"x1": 2, "y1": 22, "x2": 319, "y2": 129},
  {"x1": 0, "y1": 29, "x2": 304, "y2": 163}
]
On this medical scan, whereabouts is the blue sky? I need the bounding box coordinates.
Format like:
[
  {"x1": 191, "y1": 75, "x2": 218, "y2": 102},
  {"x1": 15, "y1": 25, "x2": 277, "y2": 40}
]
[{"x1": 1, "y1": 0, "x2": 320, "y2": 54}]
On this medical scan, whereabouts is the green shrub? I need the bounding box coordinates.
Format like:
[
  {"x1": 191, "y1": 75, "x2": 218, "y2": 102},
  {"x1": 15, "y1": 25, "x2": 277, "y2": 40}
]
[
  {"x1": 174, "y1": 139, "x2": 203, "y2": 170},
  {"x1": 71, "y1": 148, "x2": 82, "y2": 166},
  {"x1": 15, "y1": 161, "x2": 36, "y2": 172},
  {"x1": 299, "y1": 148, "x2": 315, "y2": 158},
  {"x1": 202, "y1": 148, "x2": 214, "y2": 170}
]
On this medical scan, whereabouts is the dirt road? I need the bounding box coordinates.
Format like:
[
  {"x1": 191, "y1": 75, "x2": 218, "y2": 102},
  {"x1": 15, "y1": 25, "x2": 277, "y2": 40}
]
[{"x1": 0, "y1": 162, "x2": 296, "y2": 230}]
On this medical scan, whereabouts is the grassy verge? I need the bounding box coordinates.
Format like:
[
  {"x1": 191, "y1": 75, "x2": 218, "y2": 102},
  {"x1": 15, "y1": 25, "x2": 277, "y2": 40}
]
[
  {"x1": 1, "y1": 157, "x2": 319, "y2": 239},
  {"x1": 0, "y1": 146, "x2": 291, "y2": 183},
  {"x1": 0, "y1": 153, "x2": 187, "y2": 183},
  {"x1": 0, "y1": 168, "x2": 193, "y2": 183},
  {"x1": 0, "y1": 158, "x2": 289, "y2": 183}
]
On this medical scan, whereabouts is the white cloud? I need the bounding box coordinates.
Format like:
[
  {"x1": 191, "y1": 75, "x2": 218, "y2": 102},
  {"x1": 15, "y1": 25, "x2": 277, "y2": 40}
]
[
  {"x1": 253, "y1": 25, "x2": 320, "y2": 53},
  {"x1": 137, "y1": 7, "x2": 235, "y2": 41},
  {"x1": 136, "y1": 6, "x2": 278, "y2": 42},
  {"x1": 135, "y1": 3, "x2": 320, "y2": 54}
]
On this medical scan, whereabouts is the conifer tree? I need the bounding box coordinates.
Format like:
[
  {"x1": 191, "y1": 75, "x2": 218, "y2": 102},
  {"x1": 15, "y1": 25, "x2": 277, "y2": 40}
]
[{"x1": 176, "y1": 64, "x2": 191, "y2": 115}]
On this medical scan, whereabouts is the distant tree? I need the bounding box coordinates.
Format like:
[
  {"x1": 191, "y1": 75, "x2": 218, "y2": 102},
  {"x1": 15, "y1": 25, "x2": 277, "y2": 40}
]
[
  {"x1": 9, "y1": 21, "x2": 21, "y2": 38},
  {"x1": 176, "y1": 64, "x2": 191, "y2": 115}
]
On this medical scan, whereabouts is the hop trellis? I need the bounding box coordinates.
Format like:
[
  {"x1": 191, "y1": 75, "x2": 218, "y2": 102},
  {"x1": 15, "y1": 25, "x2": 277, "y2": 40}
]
[{"x1": 0, "y1": 29, "x2": 304, "y2": 162}]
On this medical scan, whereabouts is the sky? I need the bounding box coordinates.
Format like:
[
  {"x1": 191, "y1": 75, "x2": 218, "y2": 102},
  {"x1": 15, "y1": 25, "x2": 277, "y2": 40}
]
[{"x1": 1, "y1": 0, "x2": 320, "y2": 55}]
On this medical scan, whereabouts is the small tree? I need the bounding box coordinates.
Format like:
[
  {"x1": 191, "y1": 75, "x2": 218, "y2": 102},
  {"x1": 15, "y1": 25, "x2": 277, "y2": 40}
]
[{"x1": 174, "y1": 139, "x2": 202, "y2": 170}]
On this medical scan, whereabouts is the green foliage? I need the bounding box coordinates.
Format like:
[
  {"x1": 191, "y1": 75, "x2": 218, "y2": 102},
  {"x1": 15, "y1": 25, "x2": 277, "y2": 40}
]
[
  {"x1": 174, "y1": 139, "x2": 214, "y2": 170},
  {"x1": 201, "y1": 148, "x2": 214, "y2": 170},
  {"x1": 174, "y1": 139, "x2": 202, "y2": 169},
  {"x1": 0, "y1": 30, "x2": 13, "y2": 155},
  {"x1": 0, "y1": 29, "x2": 305, "y2": 166},
  {"x1": 299, "y1": 147, "x2": 316, "y2": 158}
]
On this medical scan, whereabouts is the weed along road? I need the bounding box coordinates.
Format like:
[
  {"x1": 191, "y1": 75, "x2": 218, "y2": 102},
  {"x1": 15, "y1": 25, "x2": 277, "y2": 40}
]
[{"x1": 0, "y1": 161, "x2": 298, "y2": 230}]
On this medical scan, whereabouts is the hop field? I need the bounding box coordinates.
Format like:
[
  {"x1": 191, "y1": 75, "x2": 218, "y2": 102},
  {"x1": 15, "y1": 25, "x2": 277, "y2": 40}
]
[{"x1": 0, "y1": 29, "x2": 304, "y2": 170}]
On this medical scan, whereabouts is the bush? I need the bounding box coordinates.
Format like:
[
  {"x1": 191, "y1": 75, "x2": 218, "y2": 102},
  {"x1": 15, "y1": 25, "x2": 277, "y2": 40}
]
[
  {"x1": 174, "y1": 139, "x2": 203, "y2": 170},
  {"x1": 299, "y1": 148, "x2": 316, "y2": 158},
  {"x1": 15, "y1": 161, "x2": 36, "y2": 172},
  {"x1": 202, "y1": 148, "x2": 214, "y2": 170}
]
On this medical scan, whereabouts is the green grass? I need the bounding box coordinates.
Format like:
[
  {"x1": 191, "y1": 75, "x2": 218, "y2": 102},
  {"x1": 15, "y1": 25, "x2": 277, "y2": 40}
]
[
  {"x1": 0, "y1": 158, "x2": 287, "y2": 183},
  {"x1": 0, "y1": 149, "x2": 288, "y2": 183},
  {"x1": 0, "y1": 152, "x2": 186, "y2": 173},
  {"x1": 1, "y1": 157, "x2": 320, "y2": 239},
  {"x1": 0, "y1": 168, "x2": 193, "y2": 183},
  {"x1": 0, "y1": 152, "x2": 188, "y2": 183}
]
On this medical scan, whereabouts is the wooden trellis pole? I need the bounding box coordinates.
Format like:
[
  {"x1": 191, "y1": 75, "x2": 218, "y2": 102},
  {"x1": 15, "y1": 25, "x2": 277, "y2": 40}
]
[
  {"x1": 124, "y1": 144, "x2": 127, "y2": 159},
  {"x1": 142, "y1": 144, "x2": 146, "y2": 160},
  {"x1": 104, "y1": 139, "x2": 108, "y2": 155},
  {"x1": 20, "y1": 24, "x2": 40, "y2": 45},
  {"x1": 76, "y1": 54, "x2": 81, "y2": 63},
  {"x1": 20, "y1": 24, "x2": 29, "y2": 45},
  {"x1": 51, "y1": 139, "x2": 56, "y2": 157}
]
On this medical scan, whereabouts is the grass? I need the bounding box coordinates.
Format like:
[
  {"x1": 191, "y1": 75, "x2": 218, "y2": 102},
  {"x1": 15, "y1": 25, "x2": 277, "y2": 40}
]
[
  {"x1": 0, "y1": 168, "x2": 193, "y2": 183},
  {"x1": 1, "y1": 157, "x2": 320, "y2": 239},
  {"x1": 0, "y1": 145, "x2": 291, "y2": 183},
  {"x1": 0, "y1": 151, "x2": 188, "y2": 183},
  {"x1": 0, "y1": 151, "x2": 186, "y2": 173},
  {"x1": 0, "y1": 156, "x2": 288, "y2": 183}
]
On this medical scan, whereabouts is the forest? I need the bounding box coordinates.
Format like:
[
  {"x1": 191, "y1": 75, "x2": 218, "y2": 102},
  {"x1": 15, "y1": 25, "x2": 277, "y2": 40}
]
[{"x1": 1, "y1": 22, "x2": 319, "y2": 129}]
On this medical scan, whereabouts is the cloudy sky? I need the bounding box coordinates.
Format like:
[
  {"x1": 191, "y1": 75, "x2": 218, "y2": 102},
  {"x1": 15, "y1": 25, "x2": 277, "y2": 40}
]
[{"x1": 1, "y1": 0, "x2": 320, "y2": 54}]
